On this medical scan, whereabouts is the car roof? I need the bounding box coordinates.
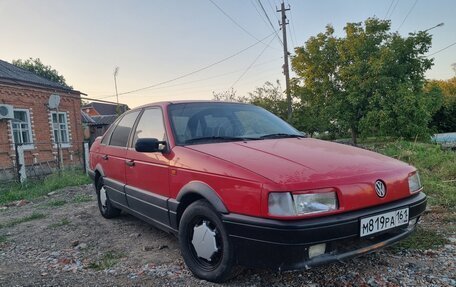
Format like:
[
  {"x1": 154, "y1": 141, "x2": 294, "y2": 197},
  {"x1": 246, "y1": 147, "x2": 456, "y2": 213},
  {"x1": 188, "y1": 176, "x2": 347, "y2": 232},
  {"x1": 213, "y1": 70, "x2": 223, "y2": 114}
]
[{"x1": 134, "y1": 100, "x2": 250, "y2": 110}]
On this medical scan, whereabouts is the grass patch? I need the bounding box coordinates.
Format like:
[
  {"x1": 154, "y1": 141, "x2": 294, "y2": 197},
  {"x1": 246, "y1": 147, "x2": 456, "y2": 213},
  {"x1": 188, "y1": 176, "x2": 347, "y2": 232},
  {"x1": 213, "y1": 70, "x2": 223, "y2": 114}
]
[
  {"x1": 0, "y1": 212, "x2": 46, "y2": 229},
  {"x1": 88, "y1": 251, "x2": 125, "y2": 271},
  {"x1": 392, "y1": 227, "x2": 448, "y2": 251},
  {"x1": 0, "y1": 170, "x2": 90, "y2": 205},
  {"x1": 47, "y1": 199, "x2": 67, "y2": 207},
  {"x1": 366, "y1": 140, "x2": 456, "y2": 210},
  {"x1": 48, "y1": 218, "x2": 71, "y2": 228},
  {"x1": 72, "y1": 194, "x2": 92, "y2": 203},
  {"x1": 0, "y1": 235, "x2": 8, "y2": 243}
]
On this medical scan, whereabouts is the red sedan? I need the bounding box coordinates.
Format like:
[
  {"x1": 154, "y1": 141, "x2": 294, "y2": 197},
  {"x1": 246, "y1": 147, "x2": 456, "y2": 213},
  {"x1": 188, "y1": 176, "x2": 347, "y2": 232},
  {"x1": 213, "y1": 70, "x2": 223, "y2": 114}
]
[{"x1": 89, "y1": 101, "x2": 426, "y2": 282}]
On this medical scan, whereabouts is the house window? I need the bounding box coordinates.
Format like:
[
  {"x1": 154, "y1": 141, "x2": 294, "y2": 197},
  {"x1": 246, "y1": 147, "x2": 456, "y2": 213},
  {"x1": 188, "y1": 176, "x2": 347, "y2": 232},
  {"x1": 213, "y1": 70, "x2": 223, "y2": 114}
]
[
  {"x1": 51, "y1": 111, "x2": 70, "y2": 147},
  {"x1": 12, "y1": 109, "x2": 34, "y2": 149}
]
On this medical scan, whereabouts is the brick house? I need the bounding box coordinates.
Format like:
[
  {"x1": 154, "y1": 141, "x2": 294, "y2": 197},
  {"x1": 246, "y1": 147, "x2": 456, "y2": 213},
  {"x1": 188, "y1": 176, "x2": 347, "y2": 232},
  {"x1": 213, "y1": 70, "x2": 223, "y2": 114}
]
[{"x1": 0, "y1": 59, "x2": 84, "y2": 179}]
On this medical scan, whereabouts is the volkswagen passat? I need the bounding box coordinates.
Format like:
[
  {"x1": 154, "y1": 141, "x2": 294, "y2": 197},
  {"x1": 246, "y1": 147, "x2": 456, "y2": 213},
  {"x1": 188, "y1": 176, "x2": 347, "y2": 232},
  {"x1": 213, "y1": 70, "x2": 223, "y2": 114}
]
[{"x1": 89, "y1": 101, "x2": 426, "y2": 282}]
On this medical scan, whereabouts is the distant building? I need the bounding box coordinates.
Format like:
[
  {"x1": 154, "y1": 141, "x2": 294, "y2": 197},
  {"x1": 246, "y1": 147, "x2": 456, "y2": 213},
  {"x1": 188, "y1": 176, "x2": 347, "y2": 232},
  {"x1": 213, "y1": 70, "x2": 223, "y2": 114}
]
[
  {"x1": 82, "y1": 102, "x2": 129, "y2": 145},
  {"x1": 82, "y1": 102, "x2": 128, "y2": 117},
  {"x1": 0, "y1": 59, "x2": 84, "y2": 179}
]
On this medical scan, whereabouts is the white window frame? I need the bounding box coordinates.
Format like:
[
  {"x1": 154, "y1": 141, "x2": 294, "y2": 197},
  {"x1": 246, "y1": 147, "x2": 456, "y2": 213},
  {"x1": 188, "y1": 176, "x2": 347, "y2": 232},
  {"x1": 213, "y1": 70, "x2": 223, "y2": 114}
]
[
  {"x1": 51, "y1": 111, "x2": 71, "y2": 148},
  {"x1": 11, "y1": 108, "x2": 34, "y2": 150}
]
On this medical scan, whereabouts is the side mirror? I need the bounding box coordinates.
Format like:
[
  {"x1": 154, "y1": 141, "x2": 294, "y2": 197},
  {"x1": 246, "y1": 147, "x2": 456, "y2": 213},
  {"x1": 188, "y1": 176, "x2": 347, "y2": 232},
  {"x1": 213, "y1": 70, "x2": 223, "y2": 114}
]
[{"x1": 135, "y1": 138, "x2": 167, "y2": 153}]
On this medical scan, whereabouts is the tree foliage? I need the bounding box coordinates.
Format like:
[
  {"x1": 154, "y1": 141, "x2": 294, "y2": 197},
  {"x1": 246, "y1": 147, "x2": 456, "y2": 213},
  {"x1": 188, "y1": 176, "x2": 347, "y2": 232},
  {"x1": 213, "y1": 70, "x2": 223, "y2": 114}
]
[
  {"x1": 428, "y1": 77, "x2": 456, "y2": 132},
  {"x1": 291, "y1": 18, "x2": 439, "y2": 143},
  {"x1": 12, "y1": 58, "x2": 71, "y2": 88}
]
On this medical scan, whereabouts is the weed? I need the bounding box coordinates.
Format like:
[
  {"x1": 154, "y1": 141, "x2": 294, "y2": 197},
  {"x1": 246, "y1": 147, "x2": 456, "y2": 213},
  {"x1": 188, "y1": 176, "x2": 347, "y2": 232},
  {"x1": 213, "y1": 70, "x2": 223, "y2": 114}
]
[
  {"x1": 47, "y1": 200, "x2": 67, "y2": 207},
  {"x1": 392, "y1": 227, "x2": 448, "y2": 251},
  {"x1": 0, "y1": 212, "x2": 46, "y2": 229},
  {"x1": 0, "y1": 235, "x2": 7, "y2": 243},
  {"x1": 88, "y1": 251, "x2": 125, "y2": 271},
  {"x1": 0, "y1": 170, "x2": 90, "y2": 205},
  {"x1": 48, "y1": 218, "x2": 71, "y2": 228},
  {"x1": 72, "y1": 194, "x2": 92, "y2": 203}
]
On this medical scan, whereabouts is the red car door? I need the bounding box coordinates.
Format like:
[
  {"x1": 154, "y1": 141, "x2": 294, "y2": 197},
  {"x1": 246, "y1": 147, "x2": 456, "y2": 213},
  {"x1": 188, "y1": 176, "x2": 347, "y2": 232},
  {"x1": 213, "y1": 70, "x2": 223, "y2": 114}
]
[
  {"x1": 125, "y1": 107, "x2": 171, "y2": 228},
  {"x1": 100, "y1": 110, "x2": 140, "y2": 208}
]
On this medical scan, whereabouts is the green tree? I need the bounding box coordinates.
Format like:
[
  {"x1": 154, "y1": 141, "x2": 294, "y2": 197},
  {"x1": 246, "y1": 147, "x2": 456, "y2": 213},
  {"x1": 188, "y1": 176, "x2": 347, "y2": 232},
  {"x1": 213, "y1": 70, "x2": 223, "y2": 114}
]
[
  {"x1": 428, "y1": 77, "x2": 456, "y2": 132},
  {"x1": 12, "y1": 58, "x2": 71, "y2": 88},
  {"x1": 248, "y1": 80, "x2": 288, "y2": 120},
  {"x1": 292, "y1": 18, "x2": 438, "y2": 144}
]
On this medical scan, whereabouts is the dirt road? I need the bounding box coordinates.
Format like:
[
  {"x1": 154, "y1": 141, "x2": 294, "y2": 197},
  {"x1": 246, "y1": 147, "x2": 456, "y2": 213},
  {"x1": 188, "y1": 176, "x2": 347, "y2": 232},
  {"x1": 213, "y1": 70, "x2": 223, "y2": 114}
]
[{"x1": 0, "y1": 185, "x2": 454, "y2": 286}]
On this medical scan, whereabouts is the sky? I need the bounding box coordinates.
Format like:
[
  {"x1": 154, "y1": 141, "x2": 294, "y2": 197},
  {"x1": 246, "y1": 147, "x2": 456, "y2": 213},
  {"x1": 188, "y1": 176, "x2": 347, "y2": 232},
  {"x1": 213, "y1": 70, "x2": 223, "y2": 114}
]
[{"x1": 1, "y1": 0, "x2": 455, "y2": 108}]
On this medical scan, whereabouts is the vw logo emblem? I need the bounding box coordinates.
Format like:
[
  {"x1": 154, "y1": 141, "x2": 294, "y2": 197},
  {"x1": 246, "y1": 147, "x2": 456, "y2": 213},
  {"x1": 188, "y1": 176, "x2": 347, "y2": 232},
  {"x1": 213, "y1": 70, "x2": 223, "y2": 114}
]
[{"x1": 375, "y1": 180, "x2": 386, "y2": 198}]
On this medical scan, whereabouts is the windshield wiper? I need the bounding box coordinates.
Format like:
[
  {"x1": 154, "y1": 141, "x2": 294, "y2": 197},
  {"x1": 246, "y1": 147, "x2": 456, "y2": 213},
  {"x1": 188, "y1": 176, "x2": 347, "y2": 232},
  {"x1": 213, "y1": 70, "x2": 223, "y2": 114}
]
[
  {"x1": 185, "y1": 136, "x2": 258, "y2": 144},
  {"x1": 259, "y1": 133, "x2": 303, "y2": 139}
]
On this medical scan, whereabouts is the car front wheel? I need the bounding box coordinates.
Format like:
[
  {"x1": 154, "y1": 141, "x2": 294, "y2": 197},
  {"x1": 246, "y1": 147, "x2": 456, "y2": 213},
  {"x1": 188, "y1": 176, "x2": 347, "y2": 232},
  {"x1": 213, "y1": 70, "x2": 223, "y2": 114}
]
[
  {"x1": 96, "y1": 178, "x2": 121, "y2": 219},
  {"x1": 179, "y1": 200, "x2": 237, "y2": 282}
]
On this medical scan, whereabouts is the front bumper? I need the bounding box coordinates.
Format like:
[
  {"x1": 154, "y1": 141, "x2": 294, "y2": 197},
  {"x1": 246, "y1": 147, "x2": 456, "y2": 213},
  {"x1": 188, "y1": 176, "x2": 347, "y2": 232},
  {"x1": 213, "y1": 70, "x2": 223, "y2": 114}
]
[{"x1": 222, "y1": 192, "x2": 427, "y2": 270}]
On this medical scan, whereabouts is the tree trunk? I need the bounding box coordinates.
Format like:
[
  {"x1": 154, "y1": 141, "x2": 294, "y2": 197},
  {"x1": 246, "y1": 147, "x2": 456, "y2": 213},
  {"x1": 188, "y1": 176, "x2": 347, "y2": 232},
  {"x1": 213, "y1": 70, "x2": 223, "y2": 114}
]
[{"x1": 351, "y1": 127, "x2": 358, "y2": 145}]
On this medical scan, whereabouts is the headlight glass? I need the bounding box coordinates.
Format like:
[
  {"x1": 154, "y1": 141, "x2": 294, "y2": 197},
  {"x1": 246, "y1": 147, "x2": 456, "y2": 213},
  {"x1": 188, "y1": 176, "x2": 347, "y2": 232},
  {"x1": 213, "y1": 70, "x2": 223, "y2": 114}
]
[
  {"x1": 292, "y1": 192, "x2": 338, "y2": 214},
  {"x1": 268, "y1": 190, "x2": 338, "y2": 216},
  {"x1": 408, "y1": 172, "x2": 422, "y2": 193}
]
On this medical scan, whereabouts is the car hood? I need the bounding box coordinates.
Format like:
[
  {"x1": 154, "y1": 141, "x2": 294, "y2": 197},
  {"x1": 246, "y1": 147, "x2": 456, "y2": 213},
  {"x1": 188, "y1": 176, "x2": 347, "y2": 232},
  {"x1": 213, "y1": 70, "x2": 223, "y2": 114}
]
[{"x1": 185, "y1": 138, "x2": 411, "y2": 187}]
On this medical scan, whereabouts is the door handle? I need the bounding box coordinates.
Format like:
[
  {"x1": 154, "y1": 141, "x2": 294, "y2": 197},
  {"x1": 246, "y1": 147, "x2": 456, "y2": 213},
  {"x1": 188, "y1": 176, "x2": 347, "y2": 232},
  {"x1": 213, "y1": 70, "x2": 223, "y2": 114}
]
[
  {"x1": 102, "y1": 155, "x2": 109, "y2": 160},
  {"x1": 125, "y1": 160, "x2": 135, "y2": 167}
]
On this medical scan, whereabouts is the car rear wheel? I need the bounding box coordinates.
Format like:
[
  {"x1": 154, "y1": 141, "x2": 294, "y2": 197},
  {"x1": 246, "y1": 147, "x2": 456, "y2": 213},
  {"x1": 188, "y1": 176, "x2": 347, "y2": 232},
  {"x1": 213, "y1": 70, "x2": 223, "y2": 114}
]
[
  {"x1": 179, "y1": 200, "x2": 237, "y2": 282},
  {"x1": 96, "y1": 178, "x2": 121, "y2": 219}
]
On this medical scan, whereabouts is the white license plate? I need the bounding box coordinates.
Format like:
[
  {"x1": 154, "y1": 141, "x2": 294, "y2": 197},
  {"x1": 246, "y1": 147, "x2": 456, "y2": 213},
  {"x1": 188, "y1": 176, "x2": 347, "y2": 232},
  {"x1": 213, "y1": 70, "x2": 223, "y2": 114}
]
[{"x1": 360, "y1": 208, "x2": 409, "y2": 237}]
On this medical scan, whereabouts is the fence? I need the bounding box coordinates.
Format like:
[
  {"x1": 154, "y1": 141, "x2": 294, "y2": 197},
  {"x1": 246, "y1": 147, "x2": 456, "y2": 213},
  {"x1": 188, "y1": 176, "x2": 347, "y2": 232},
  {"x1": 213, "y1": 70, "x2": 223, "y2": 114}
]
[{"x1": 0, "y1": 141, "x2": 90, "y2": 183}]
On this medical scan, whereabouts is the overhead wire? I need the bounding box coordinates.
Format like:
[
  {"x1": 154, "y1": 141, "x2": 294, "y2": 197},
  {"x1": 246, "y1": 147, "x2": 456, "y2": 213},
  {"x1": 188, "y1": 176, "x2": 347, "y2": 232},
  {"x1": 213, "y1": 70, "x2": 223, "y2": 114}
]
[
  {"x1": 93, "y1": 32, "x2": 276, "y2": 99},
  {"x1": 286, "y1": 0, "x2": 298, "y2": 49},
  {"x1": 384, "y1": 0, "x2": 395, "y2": 19},
  {"x1": 257, "y1": 0, "x2": 283, "y2": 46},
  {"x1": 231, "y1": 36, "x2": 276, "y2": 88},
  {"x1": 208, "y1": 0, "x2": 278, "y2": 51},
  {"x1": 397, "y1": 0, "x2": 418, "y2": 31},
  {"x1": 426, "y1": 41, "x2": 456, "y2": 57},
  {"x1": 386, "y1": 0, "x2": 400, "y2": 19},
  {"x1": 250, "y1": 0, "x2": 272, "y2": 29}
]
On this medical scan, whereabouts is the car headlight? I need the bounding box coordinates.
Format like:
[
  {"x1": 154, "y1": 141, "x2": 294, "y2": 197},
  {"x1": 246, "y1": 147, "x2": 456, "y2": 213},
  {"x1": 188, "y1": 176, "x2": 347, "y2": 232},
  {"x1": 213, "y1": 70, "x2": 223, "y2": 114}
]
[
  {"x1": 268, "y1": 190, "x2": 338, "y2": 216},
  {"x1": 408, "y1": 171, "x2": 422, "y2": 193}
]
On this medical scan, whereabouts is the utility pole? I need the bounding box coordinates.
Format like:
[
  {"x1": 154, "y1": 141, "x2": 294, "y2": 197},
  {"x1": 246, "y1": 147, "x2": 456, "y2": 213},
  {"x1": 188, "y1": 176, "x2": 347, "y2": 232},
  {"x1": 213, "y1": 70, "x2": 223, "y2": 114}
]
[
  {"x1": 277, "y1": 2, "x2": 292, "y2": 121},
  {"x1": 113, "y1": 67, "x2": 120, "y2": 115}
]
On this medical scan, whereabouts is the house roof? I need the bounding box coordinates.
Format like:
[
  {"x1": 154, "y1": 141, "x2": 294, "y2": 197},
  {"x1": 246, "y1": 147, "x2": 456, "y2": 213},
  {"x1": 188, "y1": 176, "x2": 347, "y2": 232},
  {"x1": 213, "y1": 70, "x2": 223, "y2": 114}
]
[
  {"x1": 89, "y1": 115, "x2": 118, "y2": 126},
  {"x1": 83, "y1": 102, "x2": 129, "y2": 116},
  {"x1": 81, "y1": 111, "x2": 95, "y2": 124},
  {"x1": 0, "y1": 59, "x2": 75, "y2": 92}
]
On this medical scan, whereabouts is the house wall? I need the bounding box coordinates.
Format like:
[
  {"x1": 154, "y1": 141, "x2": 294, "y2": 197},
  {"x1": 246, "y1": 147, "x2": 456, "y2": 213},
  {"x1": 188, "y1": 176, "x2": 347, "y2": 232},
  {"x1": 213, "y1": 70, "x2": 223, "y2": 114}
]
[{"x1": 0, "y1": 83, "x2": 84, "y2": 175}]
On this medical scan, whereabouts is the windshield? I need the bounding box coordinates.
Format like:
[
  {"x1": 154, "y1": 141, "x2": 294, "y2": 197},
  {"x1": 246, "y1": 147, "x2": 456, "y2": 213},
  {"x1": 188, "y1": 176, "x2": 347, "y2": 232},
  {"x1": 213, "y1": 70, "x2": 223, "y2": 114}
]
[{"x1": 168, "y1": 102, "x2": 301, "y2": 145}]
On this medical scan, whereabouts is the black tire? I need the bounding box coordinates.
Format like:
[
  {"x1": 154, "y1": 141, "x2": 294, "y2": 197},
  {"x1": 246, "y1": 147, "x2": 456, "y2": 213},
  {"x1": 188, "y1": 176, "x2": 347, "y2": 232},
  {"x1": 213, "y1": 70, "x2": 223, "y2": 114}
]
[
  {"x1": 95, "y1": 177, "x2": 121, "y2": 219},
  {"x1": 179, "y1": 200, "x2": 237, "y2": 282}
]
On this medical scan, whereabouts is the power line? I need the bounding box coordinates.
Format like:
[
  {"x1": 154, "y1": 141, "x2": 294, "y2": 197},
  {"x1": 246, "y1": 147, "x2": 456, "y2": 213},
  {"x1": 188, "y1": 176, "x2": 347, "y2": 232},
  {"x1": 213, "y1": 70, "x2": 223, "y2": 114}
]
[
  {"x1": 208, "y1": 0, "x2": 278, "y2": 51},
  {"x1": 386, "y1": 0, "x2": 400, "y2": 19},
  {"x1": 231, "y1": 36, "x2": 276, "y2": 88},
  {"x1": 397, "y1": 0, "x2": 418, "y2": 31},
  {"x1": 250, "y1": 0, "x2": 271, "y2": 28},
  {"x1": 384, "y1": 0, "x2": 395, "y2": 19},
  {"x1": 93, "y1": 32, "x2": 276, "y2": 99},
  {"x1": 257, "y1": 0, "x2": 283, "y2": 46},
  {"x1": 426, "y1": 41, "x2": 456, "y2": 57},
  {"x1": 286, "y1": 0, "x2": 298, "y2": 49}
]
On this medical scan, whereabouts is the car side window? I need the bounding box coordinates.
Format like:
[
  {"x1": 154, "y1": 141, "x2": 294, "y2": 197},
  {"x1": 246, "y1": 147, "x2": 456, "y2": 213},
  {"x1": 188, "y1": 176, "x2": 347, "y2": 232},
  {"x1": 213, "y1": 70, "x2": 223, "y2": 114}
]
[
  {"x1": 132, "y1": 108, "x2": 166, "y2": 147},
  {"x1": 101, "y1": 116, "x2": 122, "y2": 145},
  {"x1": 109, "y1": 111, "x2": 140, "y2": 147}
]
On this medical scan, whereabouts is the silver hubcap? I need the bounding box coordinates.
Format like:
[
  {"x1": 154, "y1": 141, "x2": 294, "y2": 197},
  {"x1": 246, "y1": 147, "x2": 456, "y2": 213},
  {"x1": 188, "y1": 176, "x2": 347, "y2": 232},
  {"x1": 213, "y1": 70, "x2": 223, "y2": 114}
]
[
  {"x1": 100, "y1": 186, "x2": 107, "y2": 208},
  {"x1": 191, "y1": 221, "x2": 218, "y2": 261}
]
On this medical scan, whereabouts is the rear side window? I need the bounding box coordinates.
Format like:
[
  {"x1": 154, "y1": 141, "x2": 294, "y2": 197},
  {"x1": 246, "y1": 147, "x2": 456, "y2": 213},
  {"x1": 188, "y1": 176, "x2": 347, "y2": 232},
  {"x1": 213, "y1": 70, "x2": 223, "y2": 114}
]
[
  {"x1": 109, "y1": 110, "x2": 140, "y2": 147},
  {"x1": 132, "y1": 108, "x2": 166, "y2": 146}
]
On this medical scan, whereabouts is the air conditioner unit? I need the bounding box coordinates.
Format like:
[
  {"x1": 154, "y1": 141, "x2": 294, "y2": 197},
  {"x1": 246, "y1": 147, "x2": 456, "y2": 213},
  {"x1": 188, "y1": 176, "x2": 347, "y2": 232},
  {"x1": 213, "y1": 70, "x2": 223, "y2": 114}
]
[{"x1": 0, "y1": 104, "x2": 14, "y2": 120}]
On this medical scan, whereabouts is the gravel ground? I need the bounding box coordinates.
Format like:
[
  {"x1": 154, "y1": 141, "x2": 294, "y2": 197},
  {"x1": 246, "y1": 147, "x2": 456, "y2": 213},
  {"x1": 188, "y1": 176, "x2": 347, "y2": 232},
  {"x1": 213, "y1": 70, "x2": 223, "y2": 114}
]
[{"x1": 0, "y1": 184, "x2": 454, "y2": 287}]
